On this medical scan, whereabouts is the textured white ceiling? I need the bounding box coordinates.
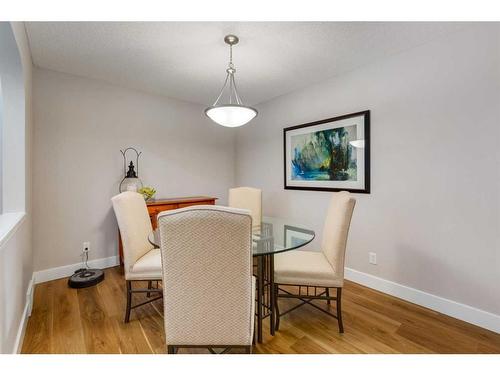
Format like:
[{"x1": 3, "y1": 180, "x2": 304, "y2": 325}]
[{"x1": 25, "y1": 22, "x2": 469, "y2": 105}]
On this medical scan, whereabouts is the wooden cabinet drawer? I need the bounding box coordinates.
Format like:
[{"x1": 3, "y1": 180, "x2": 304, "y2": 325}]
[
  {"x1": 148, "y1": 204, "x2": 178, "y2": 215},
  {"x1": 178, "y1": 200, "x2": 214, "y2": 208}
]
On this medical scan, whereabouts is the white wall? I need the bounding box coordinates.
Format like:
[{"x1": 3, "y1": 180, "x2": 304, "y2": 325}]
[
  {"x1": 236, "y1": 25, "x2": 500, "y2": 316},
  {"x1": 33, "y1": 68, "x2": 236, "y2": 271},
  {"x1": 0, "y1": 22, "x2": 33, "y2": 353},
  {"x1": 0, "y1": 215, "x2": 32, "y2": 353},
  {"x1": 1, "y1": 22, "x2": 26, "y2": 213}
]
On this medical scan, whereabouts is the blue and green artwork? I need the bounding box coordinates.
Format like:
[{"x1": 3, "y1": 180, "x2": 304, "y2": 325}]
[{"x1": 291, "y1": 125, "x2": 357, "y2": 181}]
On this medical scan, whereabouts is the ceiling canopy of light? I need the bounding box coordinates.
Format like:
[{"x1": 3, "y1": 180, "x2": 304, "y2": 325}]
[{"x1": 205, "y1": 35, "x2": 258, "y2": 128}]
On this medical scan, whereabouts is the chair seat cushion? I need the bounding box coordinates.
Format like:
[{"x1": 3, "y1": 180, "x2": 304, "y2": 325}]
[
  {"x1": 274, "y1": 250, "x2": 343, "y2": 287},
  {"x1": 129, "y1": 248, "x2": 162, "y2": 280}
]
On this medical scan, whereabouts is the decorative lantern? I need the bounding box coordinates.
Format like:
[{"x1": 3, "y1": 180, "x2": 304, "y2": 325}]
[{"x1": 119, "y1": 147, "x2": 143, "y2": 193}]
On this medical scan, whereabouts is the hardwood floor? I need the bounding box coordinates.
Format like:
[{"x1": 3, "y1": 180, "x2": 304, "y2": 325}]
[{"x1": 21, "y1": 266, "x2": 500, "y2": 354}]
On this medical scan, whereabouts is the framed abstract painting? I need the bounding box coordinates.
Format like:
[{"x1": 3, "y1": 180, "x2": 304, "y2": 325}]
[{"x1": 284, "y1": 110, "x2": 370, "y2": 193}]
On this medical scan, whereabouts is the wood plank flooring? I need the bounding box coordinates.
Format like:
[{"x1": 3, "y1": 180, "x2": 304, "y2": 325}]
[{"x1": 21, "y1": 266, "x2": 500, "y2": 354}]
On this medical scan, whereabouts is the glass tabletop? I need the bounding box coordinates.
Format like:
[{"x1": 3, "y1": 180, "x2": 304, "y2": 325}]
[{"x1": 148, "y1": 216, "x2": 315, "y2": 256}]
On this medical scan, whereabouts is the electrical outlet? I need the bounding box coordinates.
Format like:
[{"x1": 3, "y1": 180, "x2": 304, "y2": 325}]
[
  {"x1": 83, "y1": 241, "x2": 90, "y2": 253},
  {"x1": 369, "y1": 252, "x2": 377, "y2": 265}
]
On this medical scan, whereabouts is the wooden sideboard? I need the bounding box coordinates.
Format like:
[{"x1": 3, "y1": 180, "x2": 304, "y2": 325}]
[{"x1": 118, "y1": 196, "x2": 217, "y2": 266}]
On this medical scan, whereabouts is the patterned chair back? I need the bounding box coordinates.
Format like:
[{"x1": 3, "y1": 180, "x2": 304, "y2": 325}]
[{"x1": 158, "y1": 205, "x2": 254, "y2": 346}]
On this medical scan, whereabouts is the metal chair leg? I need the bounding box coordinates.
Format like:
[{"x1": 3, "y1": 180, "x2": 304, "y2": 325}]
[
  {"x1": 275, "y1": 284, "x2": 344, "y2": 333},
  {"x1": 337, "y1": 287, "x2": 344, "y2": 333},
  {"x1": 256, "y1": 257, "x2": 264, "y2": 343},
  {"x1": 274, "y1": 283, "x2": 280, "y2": 331},
  {"x1": 269, "y1": 254, "x2": 275, "y2": 336},
  {"x1": 147, "y1": 280, "x2": 152, "y2": 297},
  {"x1": 125, "y1": 281, "x2": 132, "y2": 323}
]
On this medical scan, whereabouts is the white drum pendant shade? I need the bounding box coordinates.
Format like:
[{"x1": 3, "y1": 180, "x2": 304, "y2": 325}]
[{"x1": 205, "y1": 35, "x2": 257, "y2": 127}]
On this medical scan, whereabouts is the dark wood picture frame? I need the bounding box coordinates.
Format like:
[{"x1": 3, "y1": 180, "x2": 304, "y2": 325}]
[{"x1": 283, "y1": 110, "x2": 370, "y2": 194}]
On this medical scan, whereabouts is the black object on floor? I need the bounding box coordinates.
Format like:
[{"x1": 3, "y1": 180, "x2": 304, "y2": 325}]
[{"x1": 68, "y1": 268, "x2": 105, "y2": 288}]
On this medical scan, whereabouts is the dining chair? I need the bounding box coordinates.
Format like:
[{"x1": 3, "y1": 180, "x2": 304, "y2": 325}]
[
  {"x1": 228, "y1": 187, "x2": 263, "y2": 296},
  {"x1": 158, "y1": 205, "x2": 255, "y2": 354},
  {"x1": 229, "y1": 187, "x2": 262, "y2": 229},
  {"x1": 273, "y1": 191, "x2": 356, "y2": 333},
  {"x1": 111, "y1": 191, "x2": 162, "y2": 323}
]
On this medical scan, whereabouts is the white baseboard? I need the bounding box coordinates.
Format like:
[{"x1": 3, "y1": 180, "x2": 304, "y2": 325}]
[
  {"x1": 13, "y1": 277, "x2": 34, "y2": 354},
  {"x1": 26, "y1": 278, "x2": 34, "y2": 317},
  {"x1": 27, "y1": 258, "x2": 499, "y2": 334},
  {"x1": 33, "y1": 256, "x2": 119, "y2": 284},
  {"x1": 344, "y1": 267, "x2": 500, "y2": 334}
]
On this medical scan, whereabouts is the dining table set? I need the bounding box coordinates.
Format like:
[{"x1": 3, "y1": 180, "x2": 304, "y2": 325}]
[
  {"x1": 112, "y1": 188, "x2": 355, "y2": 353},
  {"x1": 148, "y1": 217, "x2": 315, "y2": 343}
]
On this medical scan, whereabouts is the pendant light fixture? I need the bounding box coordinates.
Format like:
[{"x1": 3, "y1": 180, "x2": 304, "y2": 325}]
[{"x1": 205, "y1": 34, "x2": 257, "y2": 127}]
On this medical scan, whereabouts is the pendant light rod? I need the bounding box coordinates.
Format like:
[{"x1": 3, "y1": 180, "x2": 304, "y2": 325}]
[
  {"x1": 212, "y1": 72, "x2": 230, "y2": 106},
  {"x1": 212, "y1": 34, "x2": 241, "y2": 106}
]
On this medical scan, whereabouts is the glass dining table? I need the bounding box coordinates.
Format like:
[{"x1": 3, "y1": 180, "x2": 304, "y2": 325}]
[{"x1": 148, "y1": 216, "x2": 315, "y2": 343}]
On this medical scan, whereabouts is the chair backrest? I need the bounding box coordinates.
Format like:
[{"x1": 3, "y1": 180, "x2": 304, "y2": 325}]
[
  {"x1": 111, "y1": 191, "x2": 153, "y2": 279},
  {"x1": 321, "y1": 191, "x2": 356, "y2": 279},
  {"x1": 228, "y1": 186, "x2": 262, "y2": 229},
  {"x1": 158, "y1": 205, "x2": 253, "y2": 346}
]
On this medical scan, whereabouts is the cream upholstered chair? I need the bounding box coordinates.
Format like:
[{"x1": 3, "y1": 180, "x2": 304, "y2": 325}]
[
  {"x1": 229, "y1": 187, "x2": 262, "y2": 229},
  {"x1": 111, "y1": 191, "x2": 162, "y2": 323},
  {"x1": 158, "y1": 205, "x2": 255, "y2": 354},
  {"x1": 228, "y1": 187, "x2": 262, "y2": 289},
  {"x1": 274, "y1": 191, "x2": 356, "y2": 333}
]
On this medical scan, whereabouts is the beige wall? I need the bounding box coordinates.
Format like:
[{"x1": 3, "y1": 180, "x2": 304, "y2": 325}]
[
  {"x1": 236, "y1": 24, "x2": 500, "y2": 315},
  {"x1": 33, "y1": 68, "x2": 236, "y2": 271}
]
